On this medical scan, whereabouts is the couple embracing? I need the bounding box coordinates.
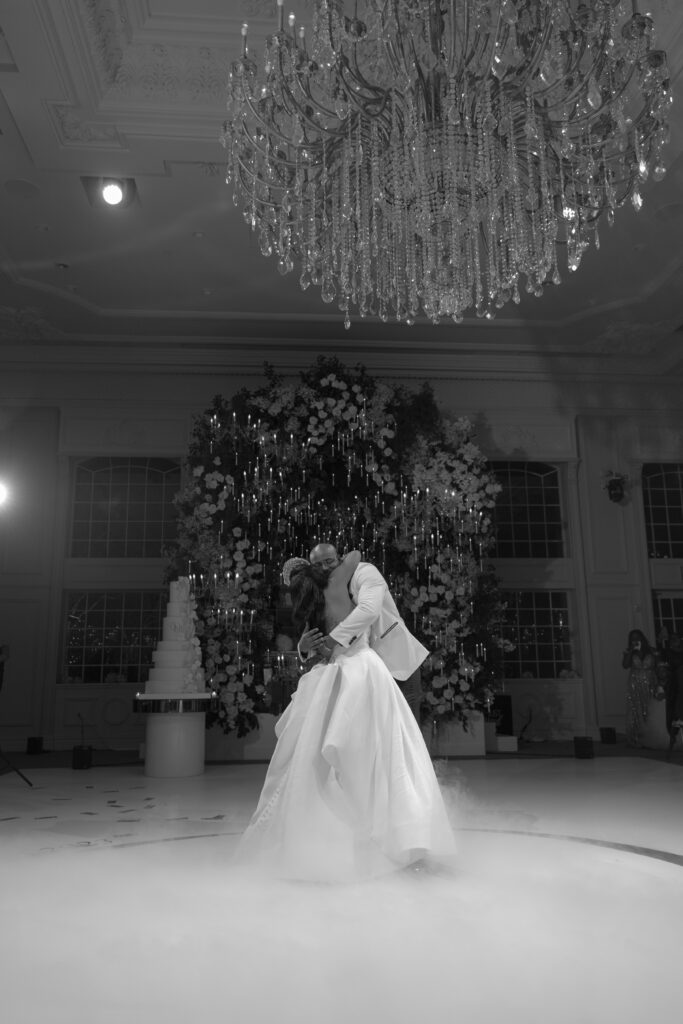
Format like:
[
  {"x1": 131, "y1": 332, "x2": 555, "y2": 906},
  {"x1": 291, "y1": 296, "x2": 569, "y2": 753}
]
[{"x1": 236, "y1": 544, "x2": 457, "y2": 882}]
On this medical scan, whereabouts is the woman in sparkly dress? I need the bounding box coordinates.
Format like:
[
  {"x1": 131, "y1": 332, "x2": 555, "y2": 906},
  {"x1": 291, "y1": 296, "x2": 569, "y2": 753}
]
[{"x1": 622, "y1": 629, "x2": 657, "y2": 747}]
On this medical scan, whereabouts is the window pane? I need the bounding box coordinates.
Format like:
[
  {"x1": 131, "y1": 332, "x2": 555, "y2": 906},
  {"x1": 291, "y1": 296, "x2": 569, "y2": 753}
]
[
  {"x1": 69, "y1": 457, "x2": 181, "y2": 558},
  {"x1": 652, "y1": 594, "x2": 683, "y2": 640},
  {"x1": 61, "y1": 591, "x2": 165, "y2": 684},
  {"x1": 643, "y1": 464, "x2": 683, "y2": 558},
  {"x1": 500, "y1": 591, "x2": 575, "y2": 679},
  {"x1": 489, "y1": 462, "x2": 565, "y2": 558}
]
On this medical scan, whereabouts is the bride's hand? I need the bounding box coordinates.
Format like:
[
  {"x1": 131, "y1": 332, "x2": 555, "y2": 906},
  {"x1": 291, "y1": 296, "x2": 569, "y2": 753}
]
[{"x1": 299, "y1": 627, "x2": 324, "y2": 656}]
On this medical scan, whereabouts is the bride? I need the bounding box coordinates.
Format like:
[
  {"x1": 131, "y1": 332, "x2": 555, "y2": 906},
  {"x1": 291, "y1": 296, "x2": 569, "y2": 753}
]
[{"x1": 235, "y1": 550, "x2": 457, "y2": 882}]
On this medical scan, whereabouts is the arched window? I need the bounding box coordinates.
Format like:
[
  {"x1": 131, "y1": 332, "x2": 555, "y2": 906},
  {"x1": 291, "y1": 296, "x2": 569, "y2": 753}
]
[
  {"x1": 488, "y1": 462, "x2": 564, "y2": 558},
  {"x1": 642, "y1": 463, "x2": 683, "y2": 559},
  {"x1": 70, "y1": 457, "x2": 181, "y2": 558}
]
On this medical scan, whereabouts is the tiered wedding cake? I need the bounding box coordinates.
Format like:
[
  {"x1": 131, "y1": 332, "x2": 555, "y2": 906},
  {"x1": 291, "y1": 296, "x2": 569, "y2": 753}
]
[{"x1": 146, "y1": 577, "x2": 205, "y2": 694}]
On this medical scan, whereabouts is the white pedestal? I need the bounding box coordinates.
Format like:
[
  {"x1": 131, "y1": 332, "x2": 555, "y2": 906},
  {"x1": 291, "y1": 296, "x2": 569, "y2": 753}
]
[
  {"x1": 133, "y1": 692, "x2": 217, "y2": 778},
  {"x1": 422, "y1": 711, "x2": 486, "y2": 757},
  {"x1": 144, "y1": 712, "x2": 206, "y2": 778}
]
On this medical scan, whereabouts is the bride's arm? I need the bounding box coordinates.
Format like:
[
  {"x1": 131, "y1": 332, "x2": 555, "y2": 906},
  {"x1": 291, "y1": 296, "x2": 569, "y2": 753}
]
[
  {"x1": 329, "y1": 549, "x2": 361, "y2": 587},
  {"x1": 317, "y1": 552, "x2": 363, "y2": 659}
]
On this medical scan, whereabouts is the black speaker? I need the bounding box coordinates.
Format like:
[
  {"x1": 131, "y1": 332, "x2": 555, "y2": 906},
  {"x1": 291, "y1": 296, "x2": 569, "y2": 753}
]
[
  {"x1": 573, "y1": 736, "x2": 594, "y2": 759},
  {"x1": 72, "y1": 745, "x2": 93, "y2": 770},
  {"x1": 599, "y1": 727, "x2": 617, "y2": 744},
  {"x1": 25, "y1": 736, "x2": 43, "y2": 754},
  {"x1": 490, "y1": 694, "x2": 514, "y2": 735}
]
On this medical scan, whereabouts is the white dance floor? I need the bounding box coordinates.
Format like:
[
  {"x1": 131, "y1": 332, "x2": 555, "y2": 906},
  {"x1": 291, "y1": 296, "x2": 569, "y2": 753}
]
[{"x1": 2, "y1": 756, "x2": 682, "y2": 1024}]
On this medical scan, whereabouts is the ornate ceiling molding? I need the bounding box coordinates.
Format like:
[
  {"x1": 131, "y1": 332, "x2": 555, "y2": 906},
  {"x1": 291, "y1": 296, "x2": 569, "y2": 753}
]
[
  {"x1": 107, "y1": 42, "x2": 228, "y2": 104},
  {"x1": 81, "y1": 0, "x2": 133, "y2": 88},
  {"x1": 47, "y1": 102, "x2": 125, "y2": 148}
]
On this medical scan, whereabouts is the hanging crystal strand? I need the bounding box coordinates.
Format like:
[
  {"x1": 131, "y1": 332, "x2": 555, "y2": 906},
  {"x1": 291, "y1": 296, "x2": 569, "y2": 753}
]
[
  {"x1": 480, "y1": 82, "x2": 499, "y2": 308},
  {"x1": 348, "y1": 116, "x2": 359, "y2": 310},
  {"x1": 534, "y1": 103, "x2": 556, "y2": 287},
  {"x1": 358, "y1": 123, "x2": 373, "y2": 315},
  {"x1": 602, "y1": 155, "x2": 617, "y2": 227},
  {"x1": 377, "y1": 140, "x2": 390, "y2": 322},
  {"x1": 292, "y1": 145, "x2": 304, "y2": 270},
  {"x1": 314, "y1": 140, "x2": 329, "y2": 289},
  {"x1": 523, "y1": 86, "x2": 542, "y2": 291},
  {"x1": 337, "y1": 174, "x2": 350, "y2": 302},
  {"x1": 346, "y1": 117, "x2": 357, "y2": 311},
  {"x1": 544, "y1": 126, "x2": 562, "y2": 287},
  {"x1": 446, "y1": 75, "x2": 463, "y2": 317},
  {"x1": 370, "y1": 120, "x2": 382, "y2": 264},
  {"x1": 408, "y1": 128, "x2": 423, "y2": 320},
  {"x1": 503, "y1": 93, "x2": 525, "y2": 298},
  {"x1": 354, "y1": 118, "x2": 366, "y2": 314},
  {"x1": 465, "y1": 99, "x2": 483, "y2": 316},
  {"x1": 392, "y1": 110, "x2": 411, "y2": 322}
]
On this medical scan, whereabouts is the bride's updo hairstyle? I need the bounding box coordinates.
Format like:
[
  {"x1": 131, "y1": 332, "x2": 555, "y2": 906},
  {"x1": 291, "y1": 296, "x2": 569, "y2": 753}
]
[{"x1": 289, "y1": 562, "x2": 328, "y2": 635}]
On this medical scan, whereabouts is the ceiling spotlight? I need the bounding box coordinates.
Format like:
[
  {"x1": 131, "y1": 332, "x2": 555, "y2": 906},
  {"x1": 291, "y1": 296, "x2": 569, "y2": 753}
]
[
  {"x1": 81, "y1": 176, "x2": 138, "y2": 209},
  {"x1": 101, "y1": 180, "x2": 124, "y2": 205},
  {"x1": 0, "y1": 481, "x2": 9, "y2": 506}
]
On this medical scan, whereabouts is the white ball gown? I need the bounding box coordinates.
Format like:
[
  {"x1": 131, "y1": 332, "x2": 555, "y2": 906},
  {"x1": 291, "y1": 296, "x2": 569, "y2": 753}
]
[{"x1": 236, "y1": 635, "x2": 457, "y2": 882}]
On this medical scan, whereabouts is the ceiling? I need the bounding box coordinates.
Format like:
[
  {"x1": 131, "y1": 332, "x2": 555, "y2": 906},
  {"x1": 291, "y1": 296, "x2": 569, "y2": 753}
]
[{"x1": 1, "y1": 0, "x2": 683, "y2": 379}]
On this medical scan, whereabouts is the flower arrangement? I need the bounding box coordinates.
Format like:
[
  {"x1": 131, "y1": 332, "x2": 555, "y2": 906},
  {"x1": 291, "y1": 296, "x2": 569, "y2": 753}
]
[{"x1": 168, "y1": 357, "x2": 509, "y2": 735}]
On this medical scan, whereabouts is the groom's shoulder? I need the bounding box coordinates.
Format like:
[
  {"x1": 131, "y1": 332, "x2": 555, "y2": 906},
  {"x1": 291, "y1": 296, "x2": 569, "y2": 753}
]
[{"x1": 355, "y1": 561, "x2": 386, "y2": 581}]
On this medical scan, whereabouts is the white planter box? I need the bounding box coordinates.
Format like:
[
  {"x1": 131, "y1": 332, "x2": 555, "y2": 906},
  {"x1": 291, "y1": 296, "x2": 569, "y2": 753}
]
[
  {"x1": 205, "y1": 712, "x2": 278, "y2": 762},
  {"x1": 422, "y1": 711, "x2": 486, "y2": 757}
]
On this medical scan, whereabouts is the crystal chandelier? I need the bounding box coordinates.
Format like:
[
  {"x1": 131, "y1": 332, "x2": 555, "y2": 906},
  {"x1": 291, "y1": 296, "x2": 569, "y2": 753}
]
[{"x1": 223, "y1": 0, "x2": 672, "y2": 326}]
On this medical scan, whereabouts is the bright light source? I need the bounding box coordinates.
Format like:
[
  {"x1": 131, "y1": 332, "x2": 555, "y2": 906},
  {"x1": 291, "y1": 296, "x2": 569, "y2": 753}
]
[
  {"x1": 101, "y1": 181, "x2": 124, "y2": 205},
  {"x1": 0, "y1": 481, "x2": 9, "y2": 506}
]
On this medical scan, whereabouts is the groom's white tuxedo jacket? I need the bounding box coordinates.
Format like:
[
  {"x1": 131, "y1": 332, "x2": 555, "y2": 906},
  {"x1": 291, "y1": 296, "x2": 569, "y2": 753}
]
[{"x1": 328, "y1": 561, "x2": 429, "y2": 681}]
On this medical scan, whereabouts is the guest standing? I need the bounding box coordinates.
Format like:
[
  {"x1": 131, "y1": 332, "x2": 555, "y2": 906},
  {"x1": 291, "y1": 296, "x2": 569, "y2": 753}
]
[
  {"x1": 622, "y1": 629, "x2": 656, "y2": 747},
  {"x1": 665, "y1": 634, "x2": 683, "y2": 736}
]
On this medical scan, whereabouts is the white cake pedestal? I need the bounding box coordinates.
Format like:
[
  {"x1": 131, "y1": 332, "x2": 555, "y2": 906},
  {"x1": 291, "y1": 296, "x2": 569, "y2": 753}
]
[{"x1": 133, "y1": 693, "x2": 217, "y2": 778}]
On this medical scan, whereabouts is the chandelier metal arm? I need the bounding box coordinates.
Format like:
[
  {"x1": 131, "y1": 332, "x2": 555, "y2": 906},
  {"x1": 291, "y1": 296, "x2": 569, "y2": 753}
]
[
  {"x1": 337, "y1": 55, "x2": 392, "y2": 119},
  {"x1": 510, "y1": 13, "x2": 555, "y2": 93}
]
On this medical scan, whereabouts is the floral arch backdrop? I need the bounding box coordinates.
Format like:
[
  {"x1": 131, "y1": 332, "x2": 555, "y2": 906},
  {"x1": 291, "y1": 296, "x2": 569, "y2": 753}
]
[{"x1": 168, "y1": 358, "x2": 510, "y2": 737}]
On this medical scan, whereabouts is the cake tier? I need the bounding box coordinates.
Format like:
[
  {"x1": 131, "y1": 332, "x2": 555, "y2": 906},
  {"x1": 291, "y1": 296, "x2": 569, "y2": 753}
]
[
  {"x1": 153, "y1": 646, "x2": 193, "y2": 667},
  {"x1": 165, "y1": 600, "x2": 187, "y2": 616},
  {"x1": 154, "y1": 640, "x2": 188, "y2": 654},
  {"x1": 148, "y1": 665, "x2": 186, "y2": 686},
  {"x1": 146, "y1": 675, "x2": 205, "y2": 695},
  {"x1": 169, "y1": 578, "x2": 191, "y2": 603},
  {"x1": 162, "y1": 617, "x2": 193, "y2": 642}
]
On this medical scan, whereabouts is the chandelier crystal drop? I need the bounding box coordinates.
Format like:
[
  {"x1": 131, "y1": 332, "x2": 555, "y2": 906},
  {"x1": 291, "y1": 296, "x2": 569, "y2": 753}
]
[{"x1": 222, "y1": 0, "x2": 672, "y2": 327}]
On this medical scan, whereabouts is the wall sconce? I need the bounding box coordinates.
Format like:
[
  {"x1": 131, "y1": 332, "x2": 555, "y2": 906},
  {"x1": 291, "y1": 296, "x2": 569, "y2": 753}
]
[{"x1": 603, "y1": 471, "x2": 629, "y2": 504}]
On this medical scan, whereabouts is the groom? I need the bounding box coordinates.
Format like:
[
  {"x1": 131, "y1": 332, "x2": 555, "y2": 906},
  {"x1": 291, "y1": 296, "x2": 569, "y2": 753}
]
[{"x1": 297, "y1": 543, "x2": 428, "y2": 718}]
